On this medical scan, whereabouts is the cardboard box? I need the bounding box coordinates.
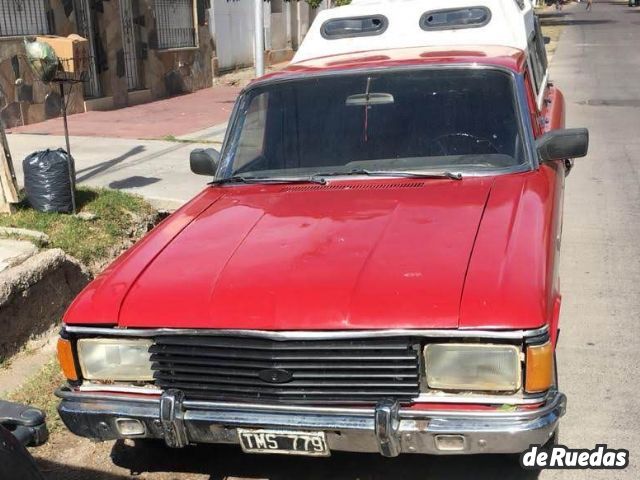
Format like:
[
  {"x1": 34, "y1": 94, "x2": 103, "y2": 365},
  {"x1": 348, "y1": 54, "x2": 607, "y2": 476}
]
[{"x1": 36, "y1": 35, "x2": 90, "y2": 74}]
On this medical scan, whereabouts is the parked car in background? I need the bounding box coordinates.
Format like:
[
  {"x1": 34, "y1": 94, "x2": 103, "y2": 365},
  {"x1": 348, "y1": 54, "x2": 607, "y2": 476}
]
[{"x1": 54, "y1": 0, "x2": 588, "y2": 462}]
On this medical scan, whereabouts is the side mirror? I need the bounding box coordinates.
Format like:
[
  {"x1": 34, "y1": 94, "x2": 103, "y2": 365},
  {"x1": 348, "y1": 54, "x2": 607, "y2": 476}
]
[
  {"x1": 536, "y1": 128, "x2": 589, "y2": 163},
  {"x1": 190, "y1": 148, "x2": 220, "y2": 176}
]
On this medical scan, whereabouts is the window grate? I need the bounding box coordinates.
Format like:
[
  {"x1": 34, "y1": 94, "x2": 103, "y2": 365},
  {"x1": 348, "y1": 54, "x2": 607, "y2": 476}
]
[
  {"x1": 154, "y1": 0, "x2": 196, "y2": 50},
  {"x1": 0, "y1": 0, "x2": 51, "y2": 37},
  {"x1": 74, "y1": 0, "x2": 101, "y2": 98}
]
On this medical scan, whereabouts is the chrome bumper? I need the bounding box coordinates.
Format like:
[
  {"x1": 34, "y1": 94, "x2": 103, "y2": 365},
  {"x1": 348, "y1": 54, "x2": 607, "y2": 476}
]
[{"x1": 56, "y1": 388, "x2": 566, "y2": 456}]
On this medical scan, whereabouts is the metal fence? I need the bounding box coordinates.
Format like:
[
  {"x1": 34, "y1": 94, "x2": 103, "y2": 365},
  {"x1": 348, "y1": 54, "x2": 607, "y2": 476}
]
[
  {"x1": 74, "y1": 0, "x2": 101, "y2": 98},
  {"x1": 0, "y1": 0, "x2": 51, "y2": 37},
  {"x1": 120, "y1": 0, "x2": 144, "y2": 91},
  {"x1": 154, "y1": 0, "x2": 196, "y2": 49}
]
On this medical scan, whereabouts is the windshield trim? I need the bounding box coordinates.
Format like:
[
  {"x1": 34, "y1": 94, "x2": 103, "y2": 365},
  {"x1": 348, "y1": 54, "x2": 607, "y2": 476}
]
[{"x1": 216, "y1": 64, "x2": 536, "y2": 180}]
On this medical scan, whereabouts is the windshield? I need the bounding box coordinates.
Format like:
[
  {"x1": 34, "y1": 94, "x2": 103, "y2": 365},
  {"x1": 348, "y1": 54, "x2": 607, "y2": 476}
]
[{"x1": 220, "y1": 68, "x2": 527, "y2": 178}]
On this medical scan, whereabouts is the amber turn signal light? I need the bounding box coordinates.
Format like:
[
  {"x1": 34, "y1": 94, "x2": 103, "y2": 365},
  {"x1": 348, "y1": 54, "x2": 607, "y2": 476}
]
[
  {"x1": 525, "y1": 342, "x2": 553, "y2": 393},
  {"x1": 57, "y1": 338, "x2": 78, "y2": 381}
]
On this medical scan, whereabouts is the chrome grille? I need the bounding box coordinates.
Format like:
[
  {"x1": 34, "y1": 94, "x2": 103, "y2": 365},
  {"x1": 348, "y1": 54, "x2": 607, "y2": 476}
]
[{"x1": 150, "y1": 336, "x2": 420, "y2": 404}]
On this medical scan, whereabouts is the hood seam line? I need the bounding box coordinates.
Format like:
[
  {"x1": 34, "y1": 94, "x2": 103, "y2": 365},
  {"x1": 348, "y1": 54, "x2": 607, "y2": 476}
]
[
  {"x1": 457, "y1": 178, "x2": 496, "y2": 327},
  {"x1": 345, "y1": 200, "x2": 401, "y2": 325},
  {"x1": 115, "y1": 193, "x2": 226, "y2": 323},
  {"x1": 206, "y1": 210, "x2": 267, "y2": 320}
]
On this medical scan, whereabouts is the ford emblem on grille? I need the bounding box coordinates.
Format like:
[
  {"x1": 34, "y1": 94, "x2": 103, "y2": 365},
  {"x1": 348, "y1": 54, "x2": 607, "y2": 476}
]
[{"x1": 258, "y1": 368, "x2": 293, "y2": 384}]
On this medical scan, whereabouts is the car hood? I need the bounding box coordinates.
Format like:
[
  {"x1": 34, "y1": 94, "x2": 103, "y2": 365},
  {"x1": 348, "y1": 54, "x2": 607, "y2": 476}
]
[{"x1": 105, "y1": 178, "x2": 493, "y2": 330}]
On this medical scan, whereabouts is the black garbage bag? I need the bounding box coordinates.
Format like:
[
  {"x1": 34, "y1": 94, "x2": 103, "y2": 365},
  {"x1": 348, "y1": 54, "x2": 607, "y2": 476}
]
[{"x1": 23, "y1": 149, "x2": 74, "y2": 213}]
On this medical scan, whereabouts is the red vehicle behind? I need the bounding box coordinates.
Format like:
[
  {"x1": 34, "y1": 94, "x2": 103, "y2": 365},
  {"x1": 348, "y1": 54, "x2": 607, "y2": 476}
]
[{"x1": 55, "y1": 43, "x2": 587, "y2": 459}]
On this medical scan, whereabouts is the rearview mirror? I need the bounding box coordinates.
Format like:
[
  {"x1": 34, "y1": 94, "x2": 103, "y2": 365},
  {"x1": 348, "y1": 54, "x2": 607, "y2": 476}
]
[
  {"x1": 536, "y1": 128, "x2": 589, "y2": 163},
  {"x1": 345, "y1": 92, "x2": 395, "y2": 106},
  {"x1": 190, "y1": 148, "x2": 220, "y2": 176}
]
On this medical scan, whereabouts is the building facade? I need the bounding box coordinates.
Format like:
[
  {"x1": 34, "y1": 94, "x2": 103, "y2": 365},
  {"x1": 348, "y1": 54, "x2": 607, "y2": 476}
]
[
  {"x1": 209, "y1": 0, "x2": 326, "y2": 72},
  {"x1": 0, "y1": 0, "x2": 214, "y2": 126},
  {"x1": 1, "y1": 0, "x2": 321, "y2": 127}
]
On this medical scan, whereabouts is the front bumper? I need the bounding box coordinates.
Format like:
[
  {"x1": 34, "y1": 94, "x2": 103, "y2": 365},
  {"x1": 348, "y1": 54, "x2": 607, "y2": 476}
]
[{"x1": 57, "y1": 388, "x2": 566, "y2": 456}]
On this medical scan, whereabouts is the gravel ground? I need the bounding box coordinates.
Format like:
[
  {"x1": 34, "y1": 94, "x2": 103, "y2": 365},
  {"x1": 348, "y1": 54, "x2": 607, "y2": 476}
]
[{"x1": 31, "y1": 433, "x2": 539, "y2": 480}]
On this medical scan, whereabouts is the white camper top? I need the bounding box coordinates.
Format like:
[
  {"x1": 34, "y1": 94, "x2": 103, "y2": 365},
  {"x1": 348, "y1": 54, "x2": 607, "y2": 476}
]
[{"x1": 293, "y1": 0, "x2": 536, "y2": 64}]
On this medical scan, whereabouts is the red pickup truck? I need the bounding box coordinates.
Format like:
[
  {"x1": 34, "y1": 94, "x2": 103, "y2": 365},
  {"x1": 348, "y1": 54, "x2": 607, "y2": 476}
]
[{"x1": 55, "y1": 44, "x2": 587, "y2": 458}]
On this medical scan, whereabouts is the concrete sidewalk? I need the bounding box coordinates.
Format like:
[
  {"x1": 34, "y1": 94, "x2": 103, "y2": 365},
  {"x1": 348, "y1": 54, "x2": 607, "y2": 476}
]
[
  {"x1": 2, "y1": 62, "x2": 298, "y2": 207},
  {"x1": 4, "y1": 73, "x2": 246, "y2": 208},
  {"x1": 5, "y1": 61, "x2": 292, "y2": 140},
  {"x1": 8, "y1": 85, "x2": 240, "y2": 140},
  {"x1": 6, "y1": 132, "x2": 225, "y2": 208}
]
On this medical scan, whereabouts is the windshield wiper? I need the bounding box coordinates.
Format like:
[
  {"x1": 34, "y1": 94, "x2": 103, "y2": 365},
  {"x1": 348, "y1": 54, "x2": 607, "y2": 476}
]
[
  {"x1": 210, "y1": 175, "x2": 327, "y2": 185},
  {"x1": 210, "y1": 169, "x2": 461, "y2": 186},
  {"x1": 314, "y1": 168, "x2": 462, "y2": 181}
]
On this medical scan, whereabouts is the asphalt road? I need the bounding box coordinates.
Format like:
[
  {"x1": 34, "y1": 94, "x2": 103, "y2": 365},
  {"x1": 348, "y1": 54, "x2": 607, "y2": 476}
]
[
  {"x1": 25, "y1": 2, "x2": 640, "y2": 479},
  {"x1": 539, "y1": 1, "x2": 640, "y2": 479}
]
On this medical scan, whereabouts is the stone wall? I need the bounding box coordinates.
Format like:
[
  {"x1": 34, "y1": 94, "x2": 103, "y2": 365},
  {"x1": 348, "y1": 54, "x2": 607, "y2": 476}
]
[
  {"x1": 91, "y1": 0, "x2": 128, "y2": 106},
  {"x1": 0, "y1": 0, "x2": 84, "y2": 127},
  {"x1": 140, "y1": 1, "x2": 213, "y2": 99},
  {"x1": 87, "y1": 0, "x2": 214, "y2": 107},
  {"x1": 151, "y1": 26, "x2": 214, "y2": 98}
]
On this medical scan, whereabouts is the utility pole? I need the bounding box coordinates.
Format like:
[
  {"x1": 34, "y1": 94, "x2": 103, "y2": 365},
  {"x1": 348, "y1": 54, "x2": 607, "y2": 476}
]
[
  {"x1": 254, "y1": 0, "x2": 265, "y2": 77},
  {"x1": 0, "y1": 117, "x2": 19, "y2": 214}
]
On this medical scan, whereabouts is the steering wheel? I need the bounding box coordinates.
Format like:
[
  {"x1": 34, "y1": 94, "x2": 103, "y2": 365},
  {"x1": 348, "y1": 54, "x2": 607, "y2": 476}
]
[{"x1": 430, "y1": 133, "x2": 500, "y2": 156}]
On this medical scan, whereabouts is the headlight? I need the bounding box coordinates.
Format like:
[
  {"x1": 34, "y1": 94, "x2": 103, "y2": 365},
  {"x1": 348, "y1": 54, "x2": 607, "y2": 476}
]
[
  {"x1": 77, "y1": 338, "x2": 153, "y2": 381},
  {"x1": 424, "y1": 343, "x2": 521, "y2": 392}
]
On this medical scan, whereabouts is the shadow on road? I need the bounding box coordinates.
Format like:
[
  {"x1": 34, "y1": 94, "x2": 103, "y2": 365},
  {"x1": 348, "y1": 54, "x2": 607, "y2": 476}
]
[
  {"x1": 108, "y1": 176, "x2": 161, "y2": 189},
  {"x1": 538, "y1": 12, "x2": 571, "y2": 18},
  {"x1": 110, "y1": 441, "x2": 541, "y2": 480},
  {"x1": 540, "y1": 19, "x2": 617, "y2": 26},
  {"x1": 76, "y1": 146, "x2": 146, "y2": 183}
]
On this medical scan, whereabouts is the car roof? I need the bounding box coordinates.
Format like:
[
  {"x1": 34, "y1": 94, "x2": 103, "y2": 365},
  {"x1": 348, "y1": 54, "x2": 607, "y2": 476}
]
[
  {"x1": 253, "y1": 45, "x2": 527, "y2": 86},
  {"x1": 293, "y1": 0, "x2": 535, "y2": 64}
]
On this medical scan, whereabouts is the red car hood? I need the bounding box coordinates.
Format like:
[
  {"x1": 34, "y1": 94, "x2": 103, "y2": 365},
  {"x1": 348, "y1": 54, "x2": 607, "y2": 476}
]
[{"x1": 97, "y1": 178, "x2": 494, "y2": 330}]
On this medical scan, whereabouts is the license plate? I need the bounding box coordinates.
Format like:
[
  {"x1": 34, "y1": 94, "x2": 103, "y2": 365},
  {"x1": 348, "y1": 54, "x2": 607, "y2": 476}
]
[{"x1": 237, "y1": 428, "x2": 330, "y2": 456}]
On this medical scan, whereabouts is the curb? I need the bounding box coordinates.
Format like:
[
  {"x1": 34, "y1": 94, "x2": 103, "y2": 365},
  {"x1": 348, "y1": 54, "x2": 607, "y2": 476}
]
[{"x1": 0, "y1": 249, "x2": 91, "y2": 360}]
